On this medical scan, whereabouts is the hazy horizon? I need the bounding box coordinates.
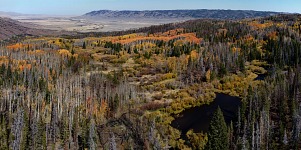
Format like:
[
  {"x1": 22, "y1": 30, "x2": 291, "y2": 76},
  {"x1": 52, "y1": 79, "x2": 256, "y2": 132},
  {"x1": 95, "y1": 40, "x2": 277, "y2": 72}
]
[{"x1": 0, "y1": 0, "x2": 300, "y2": 16}]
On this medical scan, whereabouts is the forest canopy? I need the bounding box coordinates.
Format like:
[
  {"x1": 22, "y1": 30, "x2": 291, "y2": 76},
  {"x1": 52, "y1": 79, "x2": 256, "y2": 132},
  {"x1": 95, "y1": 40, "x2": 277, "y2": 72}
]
[{"x1": 0, "y1": 14, "x2": 301, "y2": 149}]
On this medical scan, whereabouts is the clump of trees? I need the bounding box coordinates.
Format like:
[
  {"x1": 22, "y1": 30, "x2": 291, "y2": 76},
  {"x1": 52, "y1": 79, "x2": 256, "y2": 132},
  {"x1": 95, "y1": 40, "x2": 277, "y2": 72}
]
[{"x1": 0, "y1": 41, "x2": 138, "y2": 149}]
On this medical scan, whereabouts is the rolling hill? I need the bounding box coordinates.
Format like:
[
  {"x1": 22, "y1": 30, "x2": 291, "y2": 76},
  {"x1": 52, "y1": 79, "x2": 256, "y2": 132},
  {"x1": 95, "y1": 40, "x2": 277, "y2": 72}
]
[{"x1": 0, "y1": 17, "x2": 71, "y2": 40}]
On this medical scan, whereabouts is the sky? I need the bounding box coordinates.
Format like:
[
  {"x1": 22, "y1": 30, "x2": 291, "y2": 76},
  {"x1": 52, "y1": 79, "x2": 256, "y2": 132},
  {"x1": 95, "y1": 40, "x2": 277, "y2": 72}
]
[{"x1": 0, "y1": 0, "x2": 300, "y2": 16}]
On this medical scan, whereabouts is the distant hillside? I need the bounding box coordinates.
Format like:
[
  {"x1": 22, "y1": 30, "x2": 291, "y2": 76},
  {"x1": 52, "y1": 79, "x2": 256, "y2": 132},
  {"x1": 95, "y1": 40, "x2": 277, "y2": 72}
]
[
  {"x1": 0, "y1": 11, "x2": 24, "y2": 18},
  {"x1": 83, "y1": 9, "x2": 282, "y2": 20},
  {"x1": 0, "y1": 17, "x2": 72, "y2": 40}
]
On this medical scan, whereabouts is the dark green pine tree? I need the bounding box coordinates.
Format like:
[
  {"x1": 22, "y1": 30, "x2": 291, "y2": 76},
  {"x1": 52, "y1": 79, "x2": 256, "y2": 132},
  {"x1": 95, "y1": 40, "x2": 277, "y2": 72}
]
[
  {"x1": 205, "y1": 107, "x2": 229, "y2": 150},
  {"x1": 36, "y1": 118, "x2": 47, "y2": 150},
  {"x1": 0, "y1": 114, "x2": 9, "y2": 150},
  {"x1": 82, "y1": 41, "x2": 86, "y2": 49},
  {"x1": 21, "y1": 110, "x2": 31, "y2": 150}
]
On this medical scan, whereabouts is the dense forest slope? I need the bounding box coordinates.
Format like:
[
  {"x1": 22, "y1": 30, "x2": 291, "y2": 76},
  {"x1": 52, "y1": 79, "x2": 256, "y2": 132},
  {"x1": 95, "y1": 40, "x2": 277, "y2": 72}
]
[{"x1": 0, "y1": 14, "x2": 301, "y2": 149}]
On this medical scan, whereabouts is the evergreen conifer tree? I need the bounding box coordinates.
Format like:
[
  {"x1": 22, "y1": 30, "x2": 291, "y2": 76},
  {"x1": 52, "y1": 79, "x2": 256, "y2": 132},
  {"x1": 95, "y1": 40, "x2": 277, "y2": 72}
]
[{"x1": 205, "y1": 107, "x2": 229, "y2": 150}]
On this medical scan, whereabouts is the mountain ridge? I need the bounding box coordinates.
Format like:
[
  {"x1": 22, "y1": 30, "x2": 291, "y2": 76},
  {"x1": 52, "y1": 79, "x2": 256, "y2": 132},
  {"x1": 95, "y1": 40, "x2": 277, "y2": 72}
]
[{"x1": 83, "y1": 9, "x2": 284, "y2": 20}]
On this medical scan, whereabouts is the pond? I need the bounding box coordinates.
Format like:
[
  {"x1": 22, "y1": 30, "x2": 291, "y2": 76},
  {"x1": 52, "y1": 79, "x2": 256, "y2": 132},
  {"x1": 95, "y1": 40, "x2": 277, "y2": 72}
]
[
  {"x1": 171, "y1": 93, "x2": 241, "y2": 135},
  {"x1": 254, "y1": 74, "x2": 267, "y2": 80}
]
